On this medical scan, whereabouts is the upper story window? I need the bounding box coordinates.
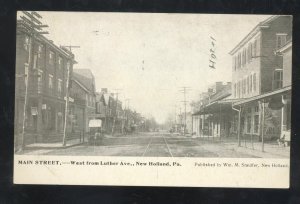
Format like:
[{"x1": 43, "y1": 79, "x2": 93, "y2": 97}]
[
  {"x1": 234, "y1": 83, "x2": 237, "y2": 98},
  {"x1": 58, "y1": 79, "x2": 62, "y2": 94},
  {"x1": 253, "y1": 73, "x2": 257, "y2": 92},
  {"x1": 273, "y1": 69, "x2": 283, "y2": 90},
  {"x1": 38, "y1": 44, "x2": 43, "y2": 58},
  {"x1": 232, "y1": 56, "x2": 236, "y2": 71},
  {"x1": 247, "y1": 76, "x2": 250, "y2": 94},
  {"x1": 250, "y1": 75, "x2": 253, "y2": 93},
  {"x1": 58, "y1": 57, "x2": 63, "y2": 70},
  {"x1": 66, "y1": 61, "x2": 70, "y2": 72},
  {"x1": 49, "y1": 51, "x2": 55, "y2": 65},
  {"x1": 37, "y1": 70, "x2": 43, "y2": 93},
  {"x1": 252, "y1": 40, "x2": 257, "y2": 57},
  {"x1": 247, "y1": 44, "x2": 252, "y2": 63},
  {"x1": 244, "y1": 48, "x2": 247, "y2": 66},
  {"x1": 48, "y1": 74, "x2": 53, "y2": 89},
  {"x1": 276, "y1": 33, "x2": 287, "y2": 49},
  {"x1": 24, "y1": 35, "x2": 29, "y2": 51},
  {"x1": 238, "y1": 52, "x2": 241, "y2": 69}
]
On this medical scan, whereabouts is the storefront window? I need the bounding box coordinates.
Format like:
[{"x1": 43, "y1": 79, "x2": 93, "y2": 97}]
[
  {"x1": 247, "y1": 116, "x2": 251, "y2": 133},
  {"x1": 254, "y1": 115, "x2": 259, "y2": 133}
]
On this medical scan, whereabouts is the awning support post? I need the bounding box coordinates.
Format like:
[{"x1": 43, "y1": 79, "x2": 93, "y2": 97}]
[{"x1": 261, "y1": 99, "x2": 265, "y2": 152}]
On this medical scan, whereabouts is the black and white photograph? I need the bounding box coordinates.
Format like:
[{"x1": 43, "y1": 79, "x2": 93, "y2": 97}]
[
  {"x1": 13, "y1": 11, "x2": 292, "y2": 187},
  {"x1": 14, "y1": 12, "x2": 292, "y2": 158}
]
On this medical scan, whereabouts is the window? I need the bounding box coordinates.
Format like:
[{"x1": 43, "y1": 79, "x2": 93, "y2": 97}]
[
  {"x1": 247, "y1": 76, "x2": 249, "y2": 94},
  {"x1": 253, "y1": 40, "x2": 257, "y2": 57},
  {"x1": 49, "y1": 51, "x2": 55, "y2": 65},
  {"x1": 37, "y1": 70, "x2": 43, "y2": 93},
  {"x1": 234, "y1": 83, "x2": 237, "y2": 98},
  {"x1": 253, "y1": 73, "x2": 257, "y2": 92},
  {"x1": 24, "y1": 35, "x2": 29, "y2": 50},
  {"x1": 276, "y1": 34, "x2": 287, "y2": 49},
  {"x1": 244, "y1": 48, "x2": 247, "y2": 65},
  {"x1": 247, "y1": 44, "x2": 251, "y2": 63},
  {"x1": 233, "y1": 56, "x2": 236, "y2": 71},
  {"x1": 254, "y1": 115, "x2": 259, "y2": 133},
  {"x1": 58, "y1": 57, "x2": 63, "y2": 70},
  {"x1": 66, "y1": 61, "x2": 70, "y2": 71},
  {"x1": 238, "y1": 81, "x2": 241, "y2": 98},
  {"x1": 238, "y1": 53, "x2": 241, "y2": 69},
  {"x1": 247, "y1": 116, "x2": 251, "y2": 133},
  {"x1": 243, "y1": 79, "x2": 246, "y2": 96},
  {"x1": 250, "y1": 75, "x2": 253, "y2": 93},
  {"x1": 273, "y1": 69, "x2": 283, "y2": 90},
  {"x1": 58, "y1": 79, "x2": 62, "y2": 95},
  {"x1": 48, "y1": 75, "x2": 53, "y2": 89},
  {"x1": 33, "y1": 54, "x2": 37, "y2": 69},
  {"x1": 38, "y1": 44, "x2": 43, "y2": 58}
]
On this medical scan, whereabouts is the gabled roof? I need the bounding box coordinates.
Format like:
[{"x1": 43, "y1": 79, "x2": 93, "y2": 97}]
[{"x1": 73, "y1": 69, "x2": 95, "y2": 93}]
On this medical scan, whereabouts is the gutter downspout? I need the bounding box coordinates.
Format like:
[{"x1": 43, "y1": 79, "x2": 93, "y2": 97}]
[{"x1": 232, "y1": 104, "x2": 241, "y2": 147}]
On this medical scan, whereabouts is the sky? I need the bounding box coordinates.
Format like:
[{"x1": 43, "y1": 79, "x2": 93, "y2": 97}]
[{"x1": 22, "y1": 12, "x2": 271, "y2": 124}]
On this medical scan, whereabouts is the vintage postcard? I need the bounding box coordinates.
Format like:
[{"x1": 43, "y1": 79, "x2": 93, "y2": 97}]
[{"x1": 14, "y1": 12, "x2": 292, "y2": 188}]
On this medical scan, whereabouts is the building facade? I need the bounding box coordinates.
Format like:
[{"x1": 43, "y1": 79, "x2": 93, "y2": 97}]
[
  {"x1": 15, "y1": 20, "x2": 76, "y2": 146},
  {"x1": 192, "y1": 82, "x2": 233, "y2": 138},
  {"x1": 71, "y1": 69, "x2": 96, "y2": 136},
  {"x1": 230, "y1": 15, "x2": 292, "y2": 143}
]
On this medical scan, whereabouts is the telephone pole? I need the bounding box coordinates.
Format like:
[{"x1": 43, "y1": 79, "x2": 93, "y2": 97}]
[
  {"x1": 18, "y1": 11, "x2": 49, "y2": 151},
  {"x1": 179, "y1": 87, "x2": 191, "y2": 136},
  {"x1": 61, "y1": 46, "x2": 79, "y2": 146},
  {"x1": 111, "y1": 89, "x2": 122, "y2": 135}
]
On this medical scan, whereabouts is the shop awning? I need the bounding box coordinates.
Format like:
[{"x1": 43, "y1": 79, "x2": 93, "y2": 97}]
[
  {"x1": 233, "y1": 86, "x2": 291, "y2": 106},
  {"x1": 193, "y1": 99, "x2": 240, "y2": 115}
]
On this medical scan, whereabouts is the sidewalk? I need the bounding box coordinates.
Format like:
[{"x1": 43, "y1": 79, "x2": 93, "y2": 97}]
[
  {"x1": 232, "y1": 142, "x2": 290, "y2": 158},
  {"x1": 25, "y1": 138, "x2": 83, "y2": 149},
  {"x1": 197, "y1": 137, "x2": 290, "y2": 158}
]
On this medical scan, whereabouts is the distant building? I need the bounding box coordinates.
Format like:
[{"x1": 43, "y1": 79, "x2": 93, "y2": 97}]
[
  {"x1": 15, "y1": 19, "x2": 76, "y2": 146},
  {"x1": 71, "y1": 69, "x2": 96, "y2": 135},
  {"x1": 192, "y1": 82, "x2": 233, "y2": 138}
]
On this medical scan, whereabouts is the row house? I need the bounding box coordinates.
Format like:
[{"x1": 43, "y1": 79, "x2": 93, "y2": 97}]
[
  {"x1": 71, "y1": 69, "x2": 96, "y2": 138},
  {"x1": 95, "y1": 88, "x2": 124, "y2": 134},
  {"x1": 230, "y1": 15, "x2": 292, "y2": 145},
  {"x1": 15, "y1": 20, "x2": 76, "y2": 145}
]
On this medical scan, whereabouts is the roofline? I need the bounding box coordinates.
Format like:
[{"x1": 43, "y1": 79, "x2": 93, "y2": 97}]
[
  {"x1": 276, "y1": 40, "x2": 292, "y2": 53},
  {"x1": 72, "y1": 78, "x2": 90, "y2": 93},
  {"x1": 17, "y1": 20, "x2": 77, "y2": 63},
  {"x1": 229, "y1": 15, "x2": 283, "y2": 55}
]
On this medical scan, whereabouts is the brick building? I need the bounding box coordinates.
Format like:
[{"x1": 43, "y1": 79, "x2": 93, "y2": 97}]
[
  {"x1": 15, "y1": 20, "x2": 76, "y2": 146},
  {"x1": 230, "y1": 15, "x2": 292, "y2": 144}
]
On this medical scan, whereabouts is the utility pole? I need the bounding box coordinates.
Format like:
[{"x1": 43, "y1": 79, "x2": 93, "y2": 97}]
[
  {"x1": 61, "y1": 45, "x2": 79, "y2": 146},
  {"x1": 111, "y1": 89, "x2": 122, "y2": 135},
  {"x1": 179, "y1": 87, "x2": 191, "y2": 136},
  {"x1": 18, "y1": 11, "x2": 49, "y2": 152},
  {"x1": 125, "y1": 98, "x2": 130, "y2": 131}
]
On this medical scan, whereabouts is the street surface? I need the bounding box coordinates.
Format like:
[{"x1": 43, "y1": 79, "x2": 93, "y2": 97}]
[{"x1": 23, "y1": 131, "x2": 260, "y2": 157}]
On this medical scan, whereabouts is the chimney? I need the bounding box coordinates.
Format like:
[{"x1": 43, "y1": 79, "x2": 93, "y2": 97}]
[
  {"x1": 101, "y1": 88, "x2": 108, "y2": 93},
  {"x1": 215, "y1": 82, "x2": 223, "y2": 93}
]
